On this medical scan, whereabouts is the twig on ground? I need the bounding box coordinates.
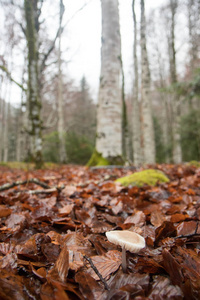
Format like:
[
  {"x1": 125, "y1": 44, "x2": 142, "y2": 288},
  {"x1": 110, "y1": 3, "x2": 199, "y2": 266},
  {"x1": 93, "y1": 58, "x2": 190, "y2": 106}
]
[
  {"x1": 0, "y1": 178, "x2": 51, "y2": 192},
  {"x1": 83, "y1": 255, "x2": 110, "y2": 290},
  {"x1": 28, "y1": 188, "x2": 57, "y2": 194}
]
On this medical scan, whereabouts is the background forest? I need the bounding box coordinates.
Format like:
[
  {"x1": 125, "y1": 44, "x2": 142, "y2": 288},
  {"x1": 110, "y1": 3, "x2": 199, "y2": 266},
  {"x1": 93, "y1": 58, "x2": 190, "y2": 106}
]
[{"x1": 0, "y1": 0, "x2": 200, "y2": 168}]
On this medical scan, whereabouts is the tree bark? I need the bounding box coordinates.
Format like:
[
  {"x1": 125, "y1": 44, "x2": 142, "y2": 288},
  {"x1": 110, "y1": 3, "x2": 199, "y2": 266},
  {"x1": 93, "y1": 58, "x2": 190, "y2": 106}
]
[
  {"x1": 140, "y1": 0, "x2": 155, "y2": 164},
  {"x1": 24, "y1": 0, "x2": 43, "y2": 168},
  {"x1": 168, "y1": 0, "x2": 182, "y2": 164},
  {"x1": 132, "y1": 0, "x2": 142, "y2": 165},
  {"x1": 96, "y1": 0, "x2": 122, "y2": 161},
  {"x1": 57, "y1": 0, "x2": 67, "y2": 163}
]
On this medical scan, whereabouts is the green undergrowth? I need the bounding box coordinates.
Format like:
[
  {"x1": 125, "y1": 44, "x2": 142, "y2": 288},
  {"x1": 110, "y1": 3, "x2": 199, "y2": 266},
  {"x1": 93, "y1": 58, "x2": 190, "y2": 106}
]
[{"x1": 115, "y1": 169, "x2": 169, "y2": 187}]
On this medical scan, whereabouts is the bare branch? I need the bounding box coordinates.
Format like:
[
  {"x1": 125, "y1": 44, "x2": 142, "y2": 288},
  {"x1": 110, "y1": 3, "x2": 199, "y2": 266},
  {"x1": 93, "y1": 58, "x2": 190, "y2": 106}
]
[{"x1": 0, "y1": 65, "x2": 26, "y2": 92}]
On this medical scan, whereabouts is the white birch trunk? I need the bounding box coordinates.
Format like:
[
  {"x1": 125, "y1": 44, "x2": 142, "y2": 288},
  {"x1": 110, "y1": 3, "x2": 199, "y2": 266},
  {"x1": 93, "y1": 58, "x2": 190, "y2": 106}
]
[
  {"x1": 96, "y1": 0, "x2": 122, "y2": 159},
  {"x1": 140, "y1": 0, "x2": 155, "y2": 164},
  {"x1": 132, "y1": 0, "x2": 142, "y2": 166}
]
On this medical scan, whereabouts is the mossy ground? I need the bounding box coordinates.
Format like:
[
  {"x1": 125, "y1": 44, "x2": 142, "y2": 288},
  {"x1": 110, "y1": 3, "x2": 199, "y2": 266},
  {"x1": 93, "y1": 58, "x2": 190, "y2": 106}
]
[
  {"x1": 87, "y1": 150, "x2": 124, "y2": 167},
  {"x1": 188, "y1": 161, "x2": 200, "y2": 168},
  {"x1": 115, "y1": 169, "x2": 169, "y2": 187},
  {"x1": 87, "y1": 150, "x2": 109, "y2": 167},
  {"x1": 0, "y1": 162, "x2": 58, "y2": 170}
]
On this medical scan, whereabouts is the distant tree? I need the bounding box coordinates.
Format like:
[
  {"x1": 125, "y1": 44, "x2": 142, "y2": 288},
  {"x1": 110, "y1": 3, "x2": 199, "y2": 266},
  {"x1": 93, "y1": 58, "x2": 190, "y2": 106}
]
[
  {"x1": 132, "y1": 0, "x2": 142, "y2": 165},
  {"x1": 57, "y1": 0, "x2": 67, "y2": 163},
  {"x1": 168, "y1": 0, "x2": 182, "y2": 163},
  {"x1": 95, "y1": 0, "x2": 123, "y2": 164},
  {"x1": 140, "y1": 0, "x2": 155, "y2": 164}
]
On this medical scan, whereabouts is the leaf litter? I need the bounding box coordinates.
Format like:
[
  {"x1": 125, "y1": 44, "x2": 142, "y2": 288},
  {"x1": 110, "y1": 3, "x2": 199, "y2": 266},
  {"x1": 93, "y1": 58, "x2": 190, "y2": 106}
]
[{"x1": 0, "y1": 164, "x2": 199, "y2": 299}]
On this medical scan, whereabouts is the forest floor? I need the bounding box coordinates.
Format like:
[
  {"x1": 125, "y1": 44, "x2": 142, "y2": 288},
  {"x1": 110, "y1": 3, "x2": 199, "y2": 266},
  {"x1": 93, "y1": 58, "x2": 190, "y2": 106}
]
[{"x1": 0, "y1": 163, "x2": 199, "y2": 299}]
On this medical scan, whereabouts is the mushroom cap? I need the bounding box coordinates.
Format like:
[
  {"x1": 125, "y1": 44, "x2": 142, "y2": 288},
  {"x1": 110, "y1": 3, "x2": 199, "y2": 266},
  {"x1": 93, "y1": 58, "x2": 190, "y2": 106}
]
[{"x1": 106, "y1": 230, "x2": 145, "y2": 253}]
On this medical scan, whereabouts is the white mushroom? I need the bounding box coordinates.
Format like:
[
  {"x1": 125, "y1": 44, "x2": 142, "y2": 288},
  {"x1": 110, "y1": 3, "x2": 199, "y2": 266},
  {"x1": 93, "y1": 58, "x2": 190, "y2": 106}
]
[{"x1": 106, "y1": 230, "x2": 145, "y2": 273}]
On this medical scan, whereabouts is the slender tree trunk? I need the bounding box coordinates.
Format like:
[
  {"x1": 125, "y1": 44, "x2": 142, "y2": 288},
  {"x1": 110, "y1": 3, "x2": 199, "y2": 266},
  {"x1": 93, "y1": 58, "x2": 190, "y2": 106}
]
[
  {"x1": 140, "y1": 0, "x2": 155, "y2": 164},
  {"x1": 120, "y1": 56, "x2": 129, "y2": 162},
  {"x1": 96, "y1": 0, "x2": 122, "y2": 161},
  {"x1": 3, "y1": 101, "x2": 9, "y2": 162},
  {"x1": 0, "y1": 75, "x2": 3, "y2": 161},
  {"x1": 132, "y1": 0, "x2": 142, "y2": 166},
  {"x1": 57, "y1": 0, "x2": 67, "y2": 163},
  {"x1": 24, "y1": 0, "x2": 43, "y2": 168},
  {"x1": 168, "y1": 0, "x2": 182, "y2": 164}
]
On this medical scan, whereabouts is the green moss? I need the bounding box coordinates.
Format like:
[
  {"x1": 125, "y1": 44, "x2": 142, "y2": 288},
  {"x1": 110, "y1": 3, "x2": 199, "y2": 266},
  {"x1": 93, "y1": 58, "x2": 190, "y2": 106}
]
[
  {"x1": 188, "y1": 161, "x2": 200, "y2": 168},
  {"x1": 87, "y1": 149, "x2": 125, "y2": 167},
  {"x1": 115, "y1": 169, "x2": 169, "y2": 187},
  {"x1": 87, "y1": 150, "x2": 109, "y2": 167}
]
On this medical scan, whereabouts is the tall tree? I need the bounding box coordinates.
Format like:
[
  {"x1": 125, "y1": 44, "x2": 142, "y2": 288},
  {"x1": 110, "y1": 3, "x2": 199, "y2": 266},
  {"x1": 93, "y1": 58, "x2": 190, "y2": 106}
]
[
  {"x1": 140, "y1": 0, "x2": 155, "y2": 164},
  {"x1": 95, "y1": 0, "x2": 122, "y2": 163},
  {"x1": 57, "y1": 0, "x2": 67, "y2": 163},
  {"x1": 168, "y1": 0, "x2": 182, "y2": 163},
  {"x1": 132, "y1": 0, "x2": 142, "y2": 165},
  {"x1": 24, "y1": 0, "x2": 43, "y2": 168}
]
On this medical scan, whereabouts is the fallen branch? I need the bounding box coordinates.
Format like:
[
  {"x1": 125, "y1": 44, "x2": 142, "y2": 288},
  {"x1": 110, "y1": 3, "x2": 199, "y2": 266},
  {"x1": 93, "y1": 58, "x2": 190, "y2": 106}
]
[
  {"x1": 28, "y1": 188, "x2": 57, "y2": 194},
  {"x1": 83, "y1": 255, "x2": 109, "y2": 290},
  {"x1": 0, "y1": 178, "x2": 51, "y2": 192}
]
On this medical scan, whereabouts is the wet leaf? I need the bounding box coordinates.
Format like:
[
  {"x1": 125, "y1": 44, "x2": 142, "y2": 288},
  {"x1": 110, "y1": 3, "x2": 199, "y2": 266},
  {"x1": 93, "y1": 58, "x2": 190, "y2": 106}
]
[{"x1": 86, "y1": 250, "x2": 121, "y2": 280}]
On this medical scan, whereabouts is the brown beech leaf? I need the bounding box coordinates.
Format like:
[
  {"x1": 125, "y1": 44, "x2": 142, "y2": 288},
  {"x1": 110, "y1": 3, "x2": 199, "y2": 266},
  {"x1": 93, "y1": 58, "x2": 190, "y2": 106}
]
[
  {"x1": 75, "y1": 271, "x2": 103, "y2": 300},
  {"x1": 58, "y1": 204, "x2": 74, "y2": 216},
  {"x1": 62, "y1": 185, "x2": 77, "y2": 197},
  {"x1": 86, "y1": 250, "x2": 121, "y2": 280},
  {"x1": 150, "y1": 210, "x2": 166, "y2": 227},
  {"x1": 155, "y1": 221, "x2": 176, "y2": 246},
  {"x1": 109, "y1": 271, "x2": 150, "y2": 293},
  {"x1": 176, "y1": 220, "x2": 197, "y2": 236},
  {"x1": 170, "y1": 213, "x2": 189, "y2": 223},
  {"x1": 148, "y1": 275, "x2": 183, "y2": 299},
  {"x1": 124, "y1": 210, "x2": 146, "y2": 226},
  {"x1": 0, "y1": 205, "x2": 12, "y2": 218},
  {"x1": 0, "y1": 269, "x2": 26, "y2": 300},
  {"x1": 5, "y1": 213, "x2": 27, "y2": 229},
  {"x1": 135, "y1": 257, "x2": 164, "y2": 274},
  {"x1": 162, "y1": 249, "x2": 184, "y2": 286},
  {"x1": 48, "y1": 245, "x2": 69, "y2": 283},
  {"x1": 68, "y1": 250, "x2": 84, "y2": 271},
  {"x1": 40, "y1": 280, "x2": 70, "y2": 300}
]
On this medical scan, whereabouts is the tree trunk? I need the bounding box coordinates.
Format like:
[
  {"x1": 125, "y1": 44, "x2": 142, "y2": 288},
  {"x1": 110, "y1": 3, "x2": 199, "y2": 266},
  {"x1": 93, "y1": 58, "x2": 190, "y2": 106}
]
[
  {"x1": 96, "y1": 0, "x2": 122, "y2": 162},
  {"x1": 24, "y1": 0, "x2": 43, "y2": 168},
  {"x1": 140, "y1": 0, "x2": 155, "y2": 164},
  {"x1": 132, "y1": 0, "x2": 142, "y2": 166},
  {"x1": 3, "y1": 100, "x2": 10, "y2": 162},
  {"x1": 168, "y1": 0, "x2": 182, "y2": 164},
  {"x1": 57, "y1": 0, "x2": 67, "y2": 163}
]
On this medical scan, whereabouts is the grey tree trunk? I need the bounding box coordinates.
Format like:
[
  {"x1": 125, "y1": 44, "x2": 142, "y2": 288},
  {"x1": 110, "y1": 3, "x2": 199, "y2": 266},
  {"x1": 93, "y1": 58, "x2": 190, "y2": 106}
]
[
  {"x1": 140, "y1": 0, "x2": 155, "y2": 164},
  {"x1": 96, "y1": 0, "x2": 122, "y2": 161},
  {"x1": 24, "y1": 0, "x2": 43, "y2": 168},
  {"x1": 57, "y1": 0, "x2": 67, "y2": 163},
  {"x1": 3, "y1": 100, "x2": 10, "y2": 162},
  {"x1": 168, "y1": 0, "x2": 182, "y2": 164},
  {"x1": 132, "y1": 0, "x2": 142, "y2": 166}
]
